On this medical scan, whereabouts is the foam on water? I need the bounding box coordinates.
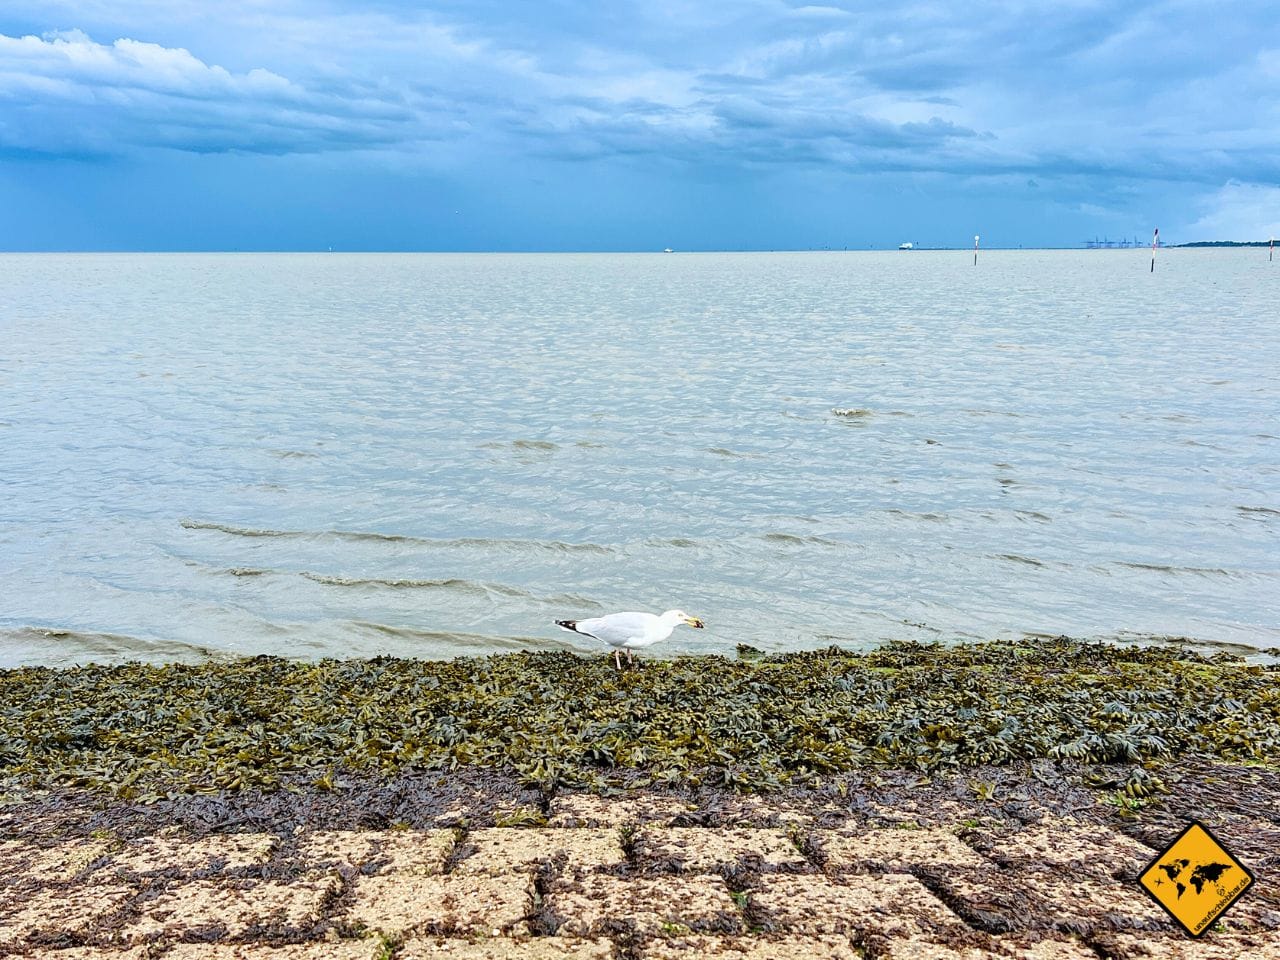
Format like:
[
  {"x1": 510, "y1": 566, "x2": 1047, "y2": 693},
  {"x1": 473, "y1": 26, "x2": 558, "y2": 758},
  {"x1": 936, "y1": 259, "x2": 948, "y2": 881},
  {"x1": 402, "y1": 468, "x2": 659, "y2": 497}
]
[{"x1": 1, "y1": 250, "x2": 1277, "y2": 665}]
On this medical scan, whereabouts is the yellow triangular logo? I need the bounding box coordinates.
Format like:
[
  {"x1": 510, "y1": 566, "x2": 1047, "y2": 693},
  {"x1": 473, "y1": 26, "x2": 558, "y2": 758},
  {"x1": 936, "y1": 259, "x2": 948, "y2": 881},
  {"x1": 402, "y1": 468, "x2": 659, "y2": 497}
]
[{"x1": 1138, "y1": 821, "x2": 1254, "y2": 937}]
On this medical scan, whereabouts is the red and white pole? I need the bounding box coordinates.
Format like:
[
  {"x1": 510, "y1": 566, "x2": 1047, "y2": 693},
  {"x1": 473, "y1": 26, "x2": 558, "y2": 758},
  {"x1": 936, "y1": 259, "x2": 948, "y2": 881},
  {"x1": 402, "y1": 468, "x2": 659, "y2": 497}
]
[
  {"x1": 974, "y1": 234, "x2": 980, "y2": 266},
  {"x1": 1150, "y1": 227, "x2": 1158, "y2": 273}
]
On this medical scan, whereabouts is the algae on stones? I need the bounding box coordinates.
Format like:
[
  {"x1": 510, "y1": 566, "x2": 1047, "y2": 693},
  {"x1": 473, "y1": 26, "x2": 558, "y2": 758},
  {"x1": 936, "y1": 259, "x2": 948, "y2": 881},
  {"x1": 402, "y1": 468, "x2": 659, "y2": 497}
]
[{"x1": 0, "y1": 638, "x2": 1276, "y2": 799}]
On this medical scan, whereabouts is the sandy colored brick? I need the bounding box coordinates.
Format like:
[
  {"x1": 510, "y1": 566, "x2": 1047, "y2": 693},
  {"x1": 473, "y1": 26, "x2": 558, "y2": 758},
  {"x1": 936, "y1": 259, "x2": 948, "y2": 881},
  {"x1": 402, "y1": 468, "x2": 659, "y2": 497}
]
[
  {"x1": 634, "y1": 827, "x2": 808, "y2": 872},
  {"x1": 455, "y1": 828, "x2": 624, "y2": 875},
  {"x1": 398, "y1": 938, "x2": 614, "y2": 959},
  {"x1": 296, "y1": 829, "x2": 455, "y2": 875},
  {"x1": 1015, "y1": 871, "x2": 1171, "y2": 932},
  {"x1": 819, "y1": 827, "x2": 989, "y2": 872},
  {"x1": 0, "y1": 884, "x2": 134, "y2": 947},
  {"x1": 123, "y1": 876, "x2": 339, "y2": 942},
  {"x1": 1097, "y1": 930, "x2": 1280, "y2": 959},
  {"x1": 0, "y1": 837, "x2": 112, "y2": 885},
  {"x1": 868, "y1": 798, "x2": 976, "y2": 828},
  {"x1": 345, "y1": 873, "x2": 531, "y2": 937},
  {"x1": 750, "y1": 873, "x2": 962, "y2": 937},
  {"x1": 163, "y1": 942, "x2": 383, "y2": 960},
  {"x1": 873, "y1": 934, "x2": 1097, "y2": 959},
  {"x1": 42, "y1": 952, "x2": 149, "y2": 960},
  {"x1": 546, "y1": 873, "x2": 741, "y2": 937},
  {"x1": 980, "y1": 820, "x2": 1154, "y2": 878},
  {"x1": 548, "y1": 794, "x2": 691, "y2": 828},
  {"x1": 104, "y1": 832, "x2": 277, "y2": 876},
  {"x1": 639, "y1": 934, "x2": 859, "y2": 958}
]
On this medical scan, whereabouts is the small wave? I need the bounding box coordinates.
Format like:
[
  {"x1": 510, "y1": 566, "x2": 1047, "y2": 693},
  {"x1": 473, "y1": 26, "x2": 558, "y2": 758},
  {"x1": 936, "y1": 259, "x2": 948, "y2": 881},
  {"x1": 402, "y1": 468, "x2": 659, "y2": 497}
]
[
  {"x1": 269, "y1": 449, "x2": 320, "y2": 459},
  {"x1": 707, "y1": 447, "x2": 759, "y2": 459},
  {"x1": 481, "y1": 439, "x2": 559, "y2": 451},
  {"x1": 0, "y1": 628, "x2": 215, "y2": 666},
  {"x1": 1238, "y1": 506, "x2": 1280, "y2": 517},
  {"x1": 644, "y1": 537, "x2": 700, "y2": 548},
  {"x1": 1014, "y1": 510, "x2": 1052, "y2": 523},
  {"x1": 347, "y1": 622, "x2": 551, "y2": 652},
  {"x1": 885, "y1": 509, "x2": 948, "y2": 522},
  {"x1": 831, "y1": 407, "x2": 873, "y2": 419},
  {"x1": 302, "y1": 573, "x2": 530, "y2": 598},
  {"x1": 226, "y1": 567, "x2": 270, "y2": 577},
  {"x1": 761, "y1": 532, "x2": 840, "y2": 547},
  {"x1": 180, "y1": 519, "x2": 612, "y2": 554},
  {"x1": 1116, "y1": 562, "x2": 1235, "y2": 577},
  {"x1": 994, "y1": 553, "x2": 1047, "y2": 568}
]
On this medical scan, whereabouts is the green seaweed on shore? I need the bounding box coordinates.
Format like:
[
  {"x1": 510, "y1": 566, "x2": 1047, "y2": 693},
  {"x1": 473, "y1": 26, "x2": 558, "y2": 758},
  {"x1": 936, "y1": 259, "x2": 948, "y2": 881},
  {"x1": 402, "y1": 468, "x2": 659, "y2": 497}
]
[{"x1": 0, "y1": 638, "x2": 1276, "y2": 798}]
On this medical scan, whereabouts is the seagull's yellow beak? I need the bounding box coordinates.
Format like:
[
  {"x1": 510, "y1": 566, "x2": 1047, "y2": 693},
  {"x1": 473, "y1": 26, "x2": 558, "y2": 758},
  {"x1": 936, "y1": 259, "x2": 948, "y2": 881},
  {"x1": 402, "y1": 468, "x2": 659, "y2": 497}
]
[{"x1": 685, "y1": 616, "x2": 705, "y2": 629}]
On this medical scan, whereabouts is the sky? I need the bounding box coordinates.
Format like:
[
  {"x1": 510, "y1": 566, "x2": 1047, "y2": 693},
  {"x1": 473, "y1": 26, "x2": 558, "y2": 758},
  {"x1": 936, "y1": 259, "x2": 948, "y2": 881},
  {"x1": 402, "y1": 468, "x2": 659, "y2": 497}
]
[{"x1": 0, "y1": 1, "x2": 1277, "y2": 251}]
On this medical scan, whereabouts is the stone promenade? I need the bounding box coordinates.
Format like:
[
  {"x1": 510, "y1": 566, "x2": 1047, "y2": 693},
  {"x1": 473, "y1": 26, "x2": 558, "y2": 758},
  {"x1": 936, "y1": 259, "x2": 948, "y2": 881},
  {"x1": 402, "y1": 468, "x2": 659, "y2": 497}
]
[{"x1": 2, "y1": 788, "x2": 1278, "y2": 960}]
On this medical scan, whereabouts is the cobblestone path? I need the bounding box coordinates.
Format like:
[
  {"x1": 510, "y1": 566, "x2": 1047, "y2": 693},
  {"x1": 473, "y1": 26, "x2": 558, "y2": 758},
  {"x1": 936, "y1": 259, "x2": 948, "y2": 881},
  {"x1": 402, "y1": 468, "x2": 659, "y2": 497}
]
[{"x1": 3, "y1": 789, "x2": 1278, "y2": 959}]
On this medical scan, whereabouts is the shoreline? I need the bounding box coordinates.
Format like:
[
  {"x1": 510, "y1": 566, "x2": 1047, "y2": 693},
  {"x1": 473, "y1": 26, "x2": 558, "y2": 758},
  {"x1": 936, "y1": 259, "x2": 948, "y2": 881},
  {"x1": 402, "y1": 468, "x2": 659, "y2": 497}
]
[
  {"x1": 1, "y1": 638, "x2": 1277, "y2": 957},
  {"x1": 2, "y1": 637, "x2": 1276, "y2": 800}
]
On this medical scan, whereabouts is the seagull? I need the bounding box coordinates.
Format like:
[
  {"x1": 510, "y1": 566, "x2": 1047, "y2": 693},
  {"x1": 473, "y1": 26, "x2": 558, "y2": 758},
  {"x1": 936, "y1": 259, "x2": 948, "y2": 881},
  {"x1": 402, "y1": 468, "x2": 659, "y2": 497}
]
[{"x1": 556, "y1": 609, "x2": 705, "y2": 669}]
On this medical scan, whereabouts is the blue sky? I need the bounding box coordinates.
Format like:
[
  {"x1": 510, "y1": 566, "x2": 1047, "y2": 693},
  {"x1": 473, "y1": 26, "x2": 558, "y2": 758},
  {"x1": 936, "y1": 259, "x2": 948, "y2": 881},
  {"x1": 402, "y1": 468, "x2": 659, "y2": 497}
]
[{"x1": 1, "y1": 1, "x2": 1276, "y2": 250}]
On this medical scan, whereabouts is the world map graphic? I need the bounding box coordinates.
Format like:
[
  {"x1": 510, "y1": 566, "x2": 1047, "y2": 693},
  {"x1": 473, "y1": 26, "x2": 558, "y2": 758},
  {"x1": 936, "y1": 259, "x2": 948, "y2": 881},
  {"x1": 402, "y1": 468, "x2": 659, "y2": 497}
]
[{"x1": 1156, "y1": 858, "x2": 1233, "y2": 899}]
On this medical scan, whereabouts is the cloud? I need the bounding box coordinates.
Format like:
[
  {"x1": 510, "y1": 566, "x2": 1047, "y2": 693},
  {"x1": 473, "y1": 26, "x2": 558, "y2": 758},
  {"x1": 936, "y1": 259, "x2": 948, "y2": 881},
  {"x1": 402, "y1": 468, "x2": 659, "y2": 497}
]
[
  {"x1": 0, "y1": 29, "x2": 423, "y2": 156},
  {"x1": 0, "y1": 0, "x2": 1276, "y2": 194},
  {"x1": 1181, "y1": 181, "x2": 1280, "y2": 242}
]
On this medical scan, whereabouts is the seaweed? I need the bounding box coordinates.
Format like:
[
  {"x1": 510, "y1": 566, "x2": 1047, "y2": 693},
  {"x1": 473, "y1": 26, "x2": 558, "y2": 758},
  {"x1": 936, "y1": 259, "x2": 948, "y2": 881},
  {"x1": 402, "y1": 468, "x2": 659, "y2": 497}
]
[{"x1": 0, "y1": 638, "x2": 1276, "y2": 798}]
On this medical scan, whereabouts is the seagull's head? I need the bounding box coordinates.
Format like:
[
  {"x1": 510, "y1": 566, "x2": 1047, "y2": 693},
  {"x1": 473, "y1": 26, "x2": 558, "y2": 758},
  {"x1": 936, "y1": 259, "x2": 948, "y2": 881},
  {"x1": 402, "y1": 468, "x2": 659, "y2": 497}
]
[{"x1": 666, "y1": 609, "x2": 705, "y2": 629}]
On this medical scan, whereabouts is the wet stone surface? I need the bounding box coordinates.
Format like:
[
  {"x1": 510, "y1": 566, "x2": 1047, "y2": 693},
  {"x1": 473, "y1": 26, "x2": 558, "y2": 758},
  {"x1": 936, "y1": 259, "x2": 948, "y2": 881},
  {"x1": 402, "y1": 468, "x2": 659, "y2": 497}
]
[{"x1": 1, "y1": 760, "x2": 1279, "y2": 958}]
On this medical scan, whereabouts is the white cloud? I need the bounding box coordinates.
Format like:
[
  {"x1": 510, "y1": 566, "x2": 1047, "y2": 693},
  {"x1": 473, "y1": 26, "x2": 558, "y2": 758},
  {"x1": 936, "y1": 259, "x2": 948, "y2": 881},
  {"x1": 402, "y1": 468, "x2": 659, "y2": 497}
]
[
  {"x1": 0, "y1": 29, "x2": 421, "y2": 155},
  {"x1": 1182, "y1": 181, "x2": 1280, "y2": 241}
]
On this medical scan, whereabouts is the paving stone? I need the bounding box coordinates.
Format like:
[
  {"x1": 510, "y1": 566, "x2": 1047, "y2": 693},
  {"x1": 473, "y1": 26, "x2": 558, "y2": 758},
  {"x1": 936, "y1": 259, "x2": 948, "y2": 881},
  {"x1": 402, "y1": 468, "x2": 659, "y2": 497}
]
[
  {"x1": 868, "y1": 798, "x2": 976, "y2": 828},
  {"x1": 295, "y1": 829, "x2": 455, "y2": 875},
  {"x1": 10, "y1": 949, "x2": 151, "y2": 960},
  {"x1": 122, "y1": 877, "x2": 339, "y2": 942},
  {"x1": 911, "y1": 866, "x2": 1042, "y2": 934},
  {"x1": 819, "y1": 827, "x2": 989, "y2": 872},
  {"x1": 163, "y1": 942, "x2": 382, "y2": 959},
  {"x1": 0, "y1": 838, "x2": 112, "y2": 886},
  {"x1": 1014, "y1": 871, "x2": 1171, "y2": 933},
  {"x1": 1095, "y1": 930, "x2": 1280, "y2": 959},
  {"x1": 749, "y1": 873, "x2": 963, "y2": 937},
  {"x1": 344, "y1": 873, "x2": 531, "y2": 937},
  {"x1": 398, "y1": 938, "x2": 614, "y2": 959},
  {"x1": 454, "y1": 828, "x2": 624, "y2": 875},
  {"x1": 548, "y1": 794, "x2": 690, "y2": 828},
  {"x1": 925, "y1": 865, "x2": 1171, "y2": 936},
  {"x1": 0, "y1": 884, "x2": 134, "y2": 947},
  {"x1": 638, "y1": 934, "x2": 859, "y2": 958},
  {"x1": 633, "y1": 827, "x2": 808, "y2": 873},
  {"x1": 978, "y1": 820, "x2": 1154, "y2": 879},
  {"x1": 103, "y1": 832, "x2": 277, "y2": 876},
  {"x1": 545, "y1": 873, "x2": 741, "y2": 937},
  {"x1": 871, "y1": 933, "x2": 1097, "y2": 959}
]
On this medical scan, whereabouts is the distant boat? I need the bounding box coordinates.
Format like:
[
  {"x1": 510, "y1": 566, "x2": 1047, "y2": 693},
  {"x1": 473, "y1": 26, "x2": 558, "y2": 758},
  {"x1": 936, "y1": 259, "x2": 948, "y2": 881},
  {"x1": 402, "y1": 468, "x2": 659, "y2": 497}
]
[
  {"x1": 898, "y1": 242, "x2": 914, "y2": 251},
  {"x1": 663, "y1": 248, "x2": 674, "y2": 253}
]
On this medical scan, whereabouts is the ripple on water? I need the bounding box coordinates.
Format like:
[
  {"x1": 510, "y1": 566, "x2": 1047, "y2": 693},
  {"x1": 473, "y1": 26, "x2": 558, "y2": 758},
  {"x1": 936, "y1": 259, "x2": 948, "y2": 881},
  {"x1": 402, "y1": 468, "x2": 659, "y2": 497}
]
[{"x1": 179, "y1": 519, "x2": 613, "y2": 554}]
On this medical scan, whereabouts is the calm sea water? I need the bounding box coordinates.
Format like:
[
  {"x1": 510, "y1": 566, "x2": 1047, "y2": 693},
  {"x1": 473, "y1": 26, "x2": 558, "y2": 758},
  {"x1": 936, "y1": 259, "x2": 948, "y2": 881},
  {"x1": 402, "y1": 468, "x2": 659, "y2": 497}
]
[{"x1": 1, "y1": 251, "x2": 1277, "y2": 667}]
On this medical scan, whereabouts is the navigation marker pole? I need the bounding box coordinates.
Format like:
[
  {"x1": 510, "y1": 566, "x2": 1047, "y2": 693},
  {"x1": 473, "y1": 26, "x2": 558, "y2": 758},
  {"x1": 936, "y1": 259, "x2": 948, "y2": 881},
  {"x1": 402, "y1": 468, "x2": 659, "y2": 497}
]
[
  {"x1": 1150, "y1": 227, "x2": 1158, "y2": 273},
  {"x1": 1271, "y1": 236, "x2": 1274, "y2": 262},
  {"x1": 974, "y1": 234, "x2": 980, "y2": 266}
]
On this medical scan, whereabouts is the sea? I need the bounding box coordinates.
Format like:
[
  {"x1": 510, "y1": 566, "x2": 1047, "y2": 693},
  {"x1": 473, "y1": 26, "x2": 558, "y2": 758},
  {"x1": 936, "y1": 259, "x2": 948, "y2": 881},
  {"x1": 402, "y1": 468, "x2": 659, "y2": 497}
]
[{"x1": 1, "y1": 250, "x2": 1277, "y2": 668}]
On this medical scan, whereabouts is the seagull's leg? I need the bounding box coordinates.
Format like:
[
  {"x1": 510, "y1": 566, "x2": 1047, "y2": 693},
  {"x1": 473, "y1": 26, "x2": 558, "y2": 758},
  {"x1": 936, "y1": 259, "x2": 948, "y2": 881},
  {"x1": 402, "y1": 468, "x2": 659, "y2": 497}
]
[
  {"x1": 614, "y1": 649, "x2": 622, "y2": 671},
  {"x1": 627, "y1": 649, "x2": 635, "y2": 667}
]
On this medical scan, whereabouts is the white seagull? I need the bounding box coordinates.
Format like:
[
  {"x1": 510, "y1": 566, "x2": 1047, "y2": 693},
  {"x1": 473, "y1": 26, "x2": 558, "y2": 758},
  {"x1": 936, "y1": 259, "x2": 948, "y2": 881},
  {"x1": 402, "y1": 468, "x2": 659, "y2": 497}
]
[{"x1": 556, "y1": 609, "x2": 705, "y2": 669}]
